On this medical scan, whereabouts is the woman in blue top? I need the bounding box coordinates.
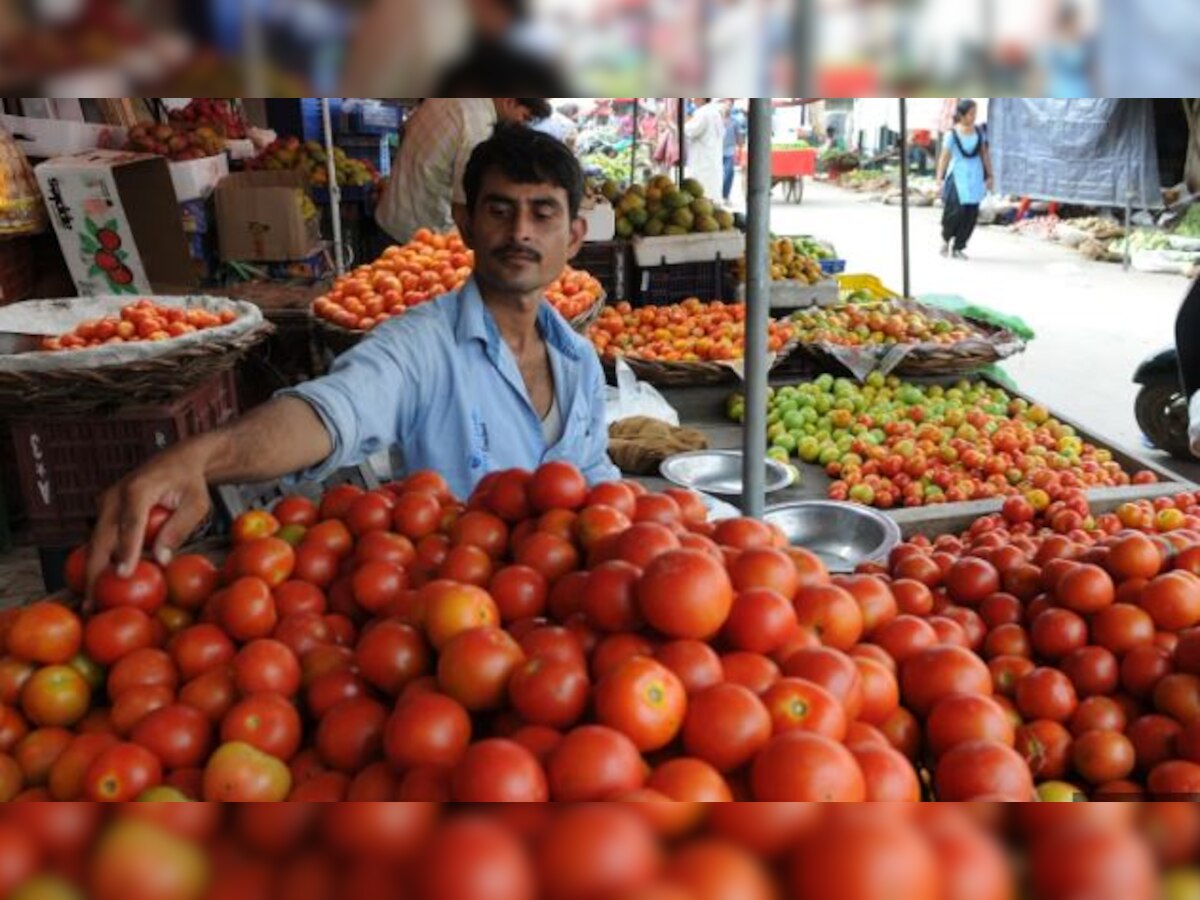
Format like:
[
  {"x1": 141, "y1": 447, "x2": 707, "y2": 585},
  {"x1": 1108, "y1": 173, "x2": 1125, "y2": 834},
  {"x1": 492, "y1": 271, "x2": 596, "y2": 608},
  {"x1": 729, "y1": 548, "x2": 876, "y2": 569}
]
[{"x1": 936, "y1": 99, "x2": 993, "y2": 260}]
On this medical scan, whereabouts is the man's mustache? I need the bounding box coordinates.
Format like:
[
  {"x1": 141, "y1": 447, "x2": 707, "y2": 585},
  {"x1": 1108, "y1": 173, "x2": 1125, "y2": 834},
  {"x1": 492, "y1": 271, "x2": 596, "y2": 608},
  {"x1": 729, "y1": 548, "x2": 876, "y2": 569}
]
[{"x1": 494, "y1": 245, "x2": 542, "y2": 262}]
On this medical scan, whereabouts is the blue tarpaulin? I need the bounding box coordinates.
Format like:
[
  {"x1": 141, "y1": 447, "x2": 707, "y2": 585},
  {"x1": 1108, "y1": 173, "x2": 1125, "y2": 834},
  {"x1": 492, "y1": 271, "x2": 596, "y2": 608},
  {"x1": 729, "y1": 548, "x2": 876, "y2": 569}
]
[{"x1": 989, "y1": 99, "x2": 1162, "y2": 209}]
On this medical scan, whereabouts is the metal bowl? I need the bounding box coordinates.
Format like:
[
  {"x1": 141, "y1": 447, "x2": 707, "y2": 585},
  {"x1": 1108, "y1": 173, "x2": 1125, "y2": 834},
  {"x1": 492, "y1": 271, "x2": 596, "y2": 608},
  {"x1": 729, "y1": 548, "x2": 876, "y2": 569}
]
[
  {"x1": 764, "y1": 500, "x2": 901, "y2": 573},
  {"x1": 660, "y1": 450, "x2": 792, "y2": 497}
]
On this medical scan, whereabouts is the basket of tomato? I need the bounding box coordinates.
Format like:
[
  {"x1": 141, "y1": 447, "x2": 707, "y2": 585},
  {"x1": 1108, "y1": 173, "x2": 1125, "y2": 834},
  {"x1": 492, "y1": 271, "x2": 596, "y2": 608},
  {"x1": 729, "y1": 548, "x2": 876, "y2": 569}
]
[
  {"x1": 0, "y1": 295, "x2": 271, "y2": 413},
  {"x1": 588, "y1": 298, "x2": 798, "y2": 386}
]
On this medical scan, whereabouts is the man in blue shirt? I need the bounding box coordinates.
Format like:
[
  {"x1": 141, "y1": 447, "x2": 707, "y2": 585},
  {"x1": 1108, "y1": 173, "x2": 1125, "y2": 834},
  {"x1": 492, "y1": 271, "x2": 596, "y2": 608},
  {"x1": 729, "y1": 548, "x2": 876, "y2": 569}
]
[{"x1": 86, "y1": 124, "x2": 619, "y2": 586}]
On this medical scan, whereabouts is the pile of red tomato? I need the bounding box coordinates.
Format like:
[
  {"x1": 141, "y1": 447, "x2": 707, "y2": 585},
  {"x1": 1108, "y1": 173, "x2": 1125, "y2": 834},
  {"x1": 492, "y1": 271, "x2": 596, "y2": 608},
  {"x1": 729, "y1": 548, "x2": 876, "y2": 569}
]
[
  {"x1": 0, "y1": 799, "x2": 1194, "y2": 900},
  {"x1": 4, "y1": 464, "x2": 1200, "y2": 821},
  {"x1": 39, "y1": 300, "x2": 239, "y2": 352}
]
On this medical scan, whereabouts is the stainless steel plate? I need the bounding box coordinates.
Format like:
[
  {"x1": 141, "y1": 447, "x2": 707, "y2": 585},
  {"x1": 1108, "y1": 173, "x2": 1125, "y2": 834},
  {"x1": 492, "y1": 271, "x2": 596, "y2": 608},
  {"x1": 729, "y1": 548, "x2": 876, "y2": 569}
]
[
  {"x1": 764, "y1": 500, "x2": 902, "y2": 573},
  {"x1": 660, "y1": 450, "x2": 792, "y2": 497}
]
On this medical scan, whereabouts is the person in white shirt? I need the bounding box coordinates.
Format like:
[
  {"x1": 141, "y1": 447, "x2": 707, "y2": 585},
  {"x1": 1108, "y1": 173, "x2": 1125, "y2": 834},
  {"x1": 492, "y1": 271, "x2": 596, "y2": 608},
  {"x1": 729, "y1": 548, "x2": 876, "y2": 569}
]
[
  {"x1": 376, "y1": 98, "x2": 551, "y2": 243},
  {"x1": 684, "y1": 98, "x2": 726, "y2": 202}
]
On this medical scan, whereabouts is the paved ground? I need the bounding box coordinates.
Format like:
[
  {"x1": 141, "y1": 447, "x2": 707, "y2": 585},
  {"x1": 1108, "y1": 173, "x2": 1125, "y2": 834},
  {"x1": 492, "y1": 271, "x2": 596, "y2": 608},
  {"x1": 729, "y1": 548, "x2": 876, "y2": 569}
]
[{"x1": 761, "y1": 179, "x2": 1200, "y2": 485}]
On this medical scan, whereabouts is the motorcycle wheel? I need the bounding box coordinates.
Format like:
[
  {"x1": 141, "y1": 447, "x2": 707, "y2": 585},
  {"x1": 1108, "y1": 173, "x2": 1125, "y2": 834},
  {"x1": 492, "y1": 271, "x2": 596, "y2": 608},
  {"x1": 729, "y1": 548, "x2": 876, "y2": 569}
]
[{"x1": 1134, "y1": 377, "x2": 1192, "y2": 460}]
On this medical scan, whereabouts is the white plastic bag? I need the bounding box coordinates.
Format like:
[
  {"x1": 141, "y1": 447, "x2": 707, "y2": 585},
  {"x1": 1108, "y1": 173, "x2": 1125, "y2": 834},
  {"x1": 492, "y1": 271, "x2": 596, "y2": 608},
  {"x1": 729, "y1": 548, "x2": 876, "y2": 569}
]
[{"x1": 605, "y1": 358, "x2": 679, "y2": 427}]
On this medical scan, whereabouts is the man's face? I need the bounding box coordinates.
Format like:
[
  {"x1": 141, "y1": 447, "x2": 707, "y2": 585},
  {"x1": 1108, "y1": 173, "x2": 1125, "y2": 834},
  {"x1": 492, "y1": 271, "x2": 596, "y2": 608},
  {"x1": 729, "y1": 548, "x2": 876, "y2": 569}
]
[{"x1": 455, "y1": 168, "x2": 586, "y2": 300}]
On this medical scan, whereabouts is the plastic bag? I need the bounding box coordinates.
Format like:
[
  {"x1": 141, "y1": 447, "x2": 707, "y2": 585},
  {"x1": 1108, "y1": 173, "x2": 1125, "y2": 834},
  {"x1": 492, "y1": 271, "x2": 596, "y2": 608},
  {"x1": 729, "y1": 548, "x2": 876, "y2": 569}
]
[{"x1": 605, "y1": 358, "x2": 679, "y2": 427}]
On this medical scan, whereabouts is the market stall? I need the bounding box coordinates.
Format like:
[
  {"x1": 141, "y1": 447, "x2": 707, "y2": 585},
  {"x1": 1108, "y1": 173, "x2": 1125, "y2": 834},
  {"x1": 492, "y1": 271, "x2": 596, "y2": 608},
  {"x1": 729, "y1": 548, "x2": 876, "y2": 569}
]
[{"x1": 4, "y1": 96, "x2": 1200, "y2": 845}]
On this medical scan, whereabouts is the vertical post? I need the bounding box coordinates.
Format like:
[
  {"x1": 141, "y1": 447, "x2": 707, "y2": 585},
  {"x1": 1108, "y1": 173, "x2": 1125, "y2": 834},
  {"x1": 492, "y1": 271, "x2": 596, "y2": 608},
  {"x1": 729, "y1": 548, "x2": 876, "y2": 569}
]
[
  {"x1": 322, "y1": 99, "x2": 345, "y2": 276},
  {"x1": 1124, "y1": 178, "x2": 1133, "y2": 273},
  {"x1": 899, "y1": 98, "x2": 911, "y2": 298},
  {"x1": 742, "y1": 98, "x2": 773, "y2": 519},
  {"x1": 677, "y1": 100, "x2": 686, "y2": 187},
  {"x1": 631, "y1": 99, "x2": 640, "y2": 185},
  {"x1": 242, "y1": 0, "x2": 267, "y2": 99}
]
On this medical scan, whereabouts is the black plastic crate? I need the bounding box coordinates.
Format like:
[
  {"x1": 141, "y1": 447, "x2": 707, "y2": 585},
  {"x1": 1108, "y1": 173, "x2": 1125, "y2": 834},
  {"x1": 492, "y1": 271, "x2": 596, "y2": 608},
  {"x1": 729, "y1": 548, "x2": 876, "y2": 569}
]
[
  {"x1": 569, "y1": 240, "x2": 631, "y2": 302},
  {"x1": 633, "y1": 259, "x2": 738, "y2": 306}
]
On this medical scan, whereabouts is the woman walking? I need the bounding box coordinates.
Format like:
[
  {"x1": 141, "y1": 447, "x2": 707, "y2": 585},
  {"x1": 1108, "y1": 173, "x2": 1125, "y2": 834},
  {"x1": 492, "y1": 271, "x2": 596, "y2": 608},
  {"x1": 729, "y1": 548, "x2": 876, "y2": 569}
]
[{"x1": 936, "y1": 99, "x2": 993, "y2": 259}]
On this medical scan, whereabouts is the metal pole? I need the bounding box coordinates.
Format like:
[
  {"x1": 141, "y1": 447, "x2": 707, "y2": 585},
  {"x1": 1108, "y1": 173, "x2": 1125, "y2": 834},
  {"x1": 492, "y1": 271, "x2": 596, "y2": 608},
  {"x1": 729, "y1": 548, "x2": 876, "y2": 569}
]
[
  {"x1": 676, "y1": 100, "x2": 686, "y2": 187},
  {"x1": 899, "y1": 99, "x2": 911, "y2": 298},
  {"x1": 742, "y1": 98, "x2": 773, "y2": 519},
  {"x1": 631, "y1": 99, "x2": 640, "y2": 185},
  {"x1": 321, "y1": 99, "x2": 346, "y2": 276}
]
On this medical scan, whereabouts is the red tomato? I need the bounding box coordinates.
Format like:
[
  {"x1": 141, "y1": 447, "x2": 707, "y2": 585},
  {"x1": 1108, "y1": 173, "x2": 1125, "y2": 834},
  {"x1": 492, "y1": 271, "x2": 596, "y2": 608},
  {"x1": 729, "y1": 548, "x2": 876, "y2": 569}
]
[
  {"x1": 582, "y1": 561, "x2": 643, "y2": 633},
  {"x1": 450, "y1": 737, "x2": 548, "y2": 802},
  {"x1": 638, "y1": 549, "x2": 733, "y2": 641},
  {"x1": 217, "y1": 577, "x2": 278, "y2": 641},
  {"x1": 220, "y1": 692, "x2": 302, "y2": 760},
  {"x1": 782, "y1": 647, "x2": 865, "y2": 720},
  {"x1": 722, "y1": 588, "x2": 797, "y2": 655},
  {"x1": 234, "y1": 639, "x2": 301, "y2": 697},
  {"x1": 84, "y1": 741, "x2": 162, "y2": 801},
  {"x1": 489, "y1": 565, "x2": 548, "y2": 623},
  {"x1": 7, "y1": 602, "x2": 82, "y2": 665},
  {"x1": 384, "y1": 691, "x2": 471, "y2": 770},
  {"x1": 934, "y1": 739, "x2": 1034, "y2": 801},
  {"x1": 654, "y1": 640, "x2": 724, "y2": 695},
  {"x1": 508, "y1": 657, "x2": 589, "y2": 730},
  {"x1": 315, "y1": 697, "x2": 387, "y2": 772},
  {"x1": 528, "y1": 461, "x2": 587, "y2": 512},
  {"x1": 274, "y1": 495, "x2": 319, "y2": 528},
  {"x1": 20, "y1": 665, "x2": 90, "y2": 728},
  {"x1": 681, "y1": 682, "x2": 770, "y2": 773},
  {"x1": 202, "y1": 741, "x2": 291, "y2": 801},
  {"x1": 925, "y1": 693, "x2": 1015, "y2": 759},
  {"x1": 131, "y1": 703, "x2": 212, "y2": 769},
  {"x1": 900, "y1": 645, "x2": 993, "y2": 717},
  {"x1": 420, "y1": 580, "x2": 500, "y2": 650},
  {"x1": 750, "y1": 730, "x2": 866, "y2": 801},
  {"x1": 418, "y1": 815, "x2": 536, "y2": 900},
  {"x1": 354, "y1": 619, "x2": 429, "y2": 696},
  {"x1": 437, "y1": 627, "x2": 526, "y2": 712},
  {"x1": 391, "y1": 491, "x2": 442, "y2": 539},
  {"x1": 93, "y1": 562, "x2": 167, "y2": 615},
  {"x1": 594, "y1": 656, "x2": 686, "y2": 752},
  {"x1": 546, "y1": 725, "x2": 646, "y2": 800},
  {"x1": 107, "y1": 648, "x2": 178, "y2": 699},
  {"x1": 1015, "y1": 667, "x2": 1079, "y2": 723}
]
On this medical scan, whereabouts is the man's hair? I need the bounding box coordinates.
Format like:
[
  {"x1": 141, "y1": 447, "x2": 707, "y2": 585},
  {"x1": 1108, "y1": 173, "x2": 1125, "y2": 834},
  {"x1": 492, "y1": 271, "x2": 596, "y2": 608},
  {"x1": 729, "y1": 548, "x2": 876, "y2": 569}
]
[
  {"x1": 516, "y1": 98, "x2": 553, "y2": 119},
  {"x1": 463, "y1": 122, "x2": 584, "y2": 218}
]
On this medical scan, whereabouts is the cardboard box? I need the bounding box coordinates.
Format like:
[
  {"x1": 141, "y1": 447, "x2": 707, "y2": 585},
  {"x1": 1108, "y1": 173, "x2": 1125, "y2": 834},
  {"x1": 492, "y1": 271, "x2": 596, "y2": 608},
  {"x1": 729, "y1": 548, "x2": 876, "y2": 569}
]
[
  {"x1": 215, "y1": 171, "x2": 319, "y2": 262},
  {"x1": 35, "y1": 150, "x2": 197, "y2": 296},
  {"x1": 169, "y1": 153, "x2": 229, "y2": 202},
  {"x1": 2, "y1": 115, "x2": 127, "y2": 160}
]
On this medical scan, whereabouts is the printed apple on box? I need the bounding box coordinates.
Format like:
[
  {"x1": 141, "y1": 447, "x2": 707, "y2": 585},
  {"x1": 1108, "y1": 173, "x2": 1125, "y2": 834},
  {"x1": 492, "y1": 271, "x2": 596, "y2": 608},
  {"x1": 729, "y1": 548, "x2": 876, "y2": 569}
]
[{"x1": 35, "y1": 150, "x2": 197, "y2": 296}]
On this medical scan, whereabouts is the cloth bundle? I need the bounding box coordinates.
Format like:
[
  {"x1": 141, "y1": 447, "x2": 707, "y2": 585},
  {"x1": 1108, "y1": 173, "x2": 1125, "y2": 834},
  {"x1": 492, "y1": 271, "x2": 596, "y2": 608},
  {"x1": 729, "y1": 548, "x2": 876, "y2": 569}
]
[{"x1": 608, "y1": 416, "x2": 709, "y2": 475}]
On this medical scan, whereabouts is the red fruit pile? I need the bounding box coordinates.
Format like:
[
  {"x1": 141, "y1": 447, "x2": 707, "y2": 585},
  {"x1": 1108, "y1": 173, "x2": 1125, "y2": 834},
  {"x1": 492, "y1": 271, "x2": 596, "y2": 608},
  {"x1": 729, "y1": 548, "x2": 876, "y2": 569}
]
[
  {"x1": 168, "y1": 98, "x2": 248, "y2": 139},
  {"x1": 38, "y1": 300, "x2": 239, "y2": 351},
  {"x1": 0, "y1": 800, "x2": 1191, "y2": 900},
  {"x1": 3, "y1": 463, "x2": 1200, "y2": 808}
]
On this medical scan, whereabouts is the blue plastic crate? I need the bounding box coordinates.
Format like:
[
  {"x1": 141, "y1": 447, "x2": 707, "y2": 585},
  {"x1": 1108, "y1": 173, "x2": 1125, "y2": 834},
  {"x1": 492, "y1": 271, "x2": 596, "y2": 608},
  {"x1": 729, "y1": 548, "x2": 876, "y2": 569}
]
[{"x1": 819, "y1": 258, "x2": 847, "y2": 275}]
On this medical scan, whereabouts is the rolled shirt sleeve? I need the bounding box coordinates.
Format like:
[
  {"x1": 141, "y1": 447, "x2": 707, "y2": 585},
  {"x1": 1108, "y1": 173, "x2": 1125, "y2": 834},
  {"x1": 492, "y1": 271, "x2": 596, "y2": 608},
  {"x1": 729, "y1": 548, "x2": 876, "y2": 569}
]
[{"x1": 276, "y1": 314, "x2": 428, "y2": 482}]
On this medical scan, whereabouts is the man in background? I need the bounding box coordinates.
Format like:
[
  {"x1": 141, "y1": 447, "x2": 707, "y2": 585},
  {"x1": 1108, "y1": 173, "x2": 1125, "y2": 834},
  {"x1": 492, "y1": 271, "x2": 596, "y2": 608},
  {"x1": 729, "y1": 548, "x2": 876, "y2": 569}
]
[{"x1": 376, "y1": 97, "x2": 551, "y2": 243}]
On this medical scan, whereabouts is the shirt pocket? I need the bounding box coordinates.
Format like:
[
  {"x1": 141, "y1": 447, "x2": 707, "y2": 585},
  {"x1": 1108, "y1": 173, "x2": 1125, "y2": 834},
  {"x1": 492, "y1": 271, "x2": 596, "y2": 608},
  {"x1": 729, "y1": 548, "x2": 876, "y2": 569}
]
[{"x1": 467, "y1": 407, "x2": 491, "y2": 473}]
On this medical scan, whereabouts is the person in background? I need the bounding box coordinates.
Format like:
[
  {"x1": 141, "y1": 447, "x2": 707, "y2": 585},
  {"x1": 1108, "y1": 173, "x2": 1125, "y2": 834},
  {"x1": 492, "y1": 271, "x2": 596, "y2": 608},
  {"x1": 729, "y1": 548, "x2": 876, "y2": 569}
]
[
  {"x1": 1045, "y1": 1, "x2": 1095, "y2": 98},
  {"x1": 721, "y1": 100, "x2": 745, "y2": 203},
  {"x1": 375, "y1": 97, "x2": 551, "y2": 244},
  {"x1": 533, "y1": 102, "x2": 580, "y2": 149},
  {"x1": 935, "y1": 99, "x2": 993, "y2": 260},
  {"x1": 684, "y1": 98, "x2": 725, "y2": 201},
  {"x1": 86, "y1": 125, "x2": 619, "y2": 593}
]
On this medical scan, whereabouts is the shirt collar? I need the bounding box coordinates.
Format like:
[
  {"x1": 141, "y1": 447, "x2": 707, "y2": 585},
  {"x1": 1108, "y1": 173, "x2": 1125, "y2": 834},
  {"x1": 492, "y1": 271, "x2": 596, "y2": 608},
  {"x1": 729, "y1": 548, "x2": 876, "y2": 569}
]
[{"x1": 453, "y1": 276, "x2": 582, "y2": 363}]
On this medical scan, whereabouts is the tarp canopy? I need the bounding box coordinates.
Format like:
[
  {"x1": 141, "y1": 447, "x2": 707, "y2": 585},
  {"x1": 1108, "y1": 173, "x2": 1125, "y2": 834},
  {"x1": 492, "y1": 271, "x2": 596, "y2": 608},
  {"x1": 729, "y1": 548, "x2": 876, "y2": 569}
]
[{"x1": 989, "y1": 99, "x2": 1162, "y2": 208}]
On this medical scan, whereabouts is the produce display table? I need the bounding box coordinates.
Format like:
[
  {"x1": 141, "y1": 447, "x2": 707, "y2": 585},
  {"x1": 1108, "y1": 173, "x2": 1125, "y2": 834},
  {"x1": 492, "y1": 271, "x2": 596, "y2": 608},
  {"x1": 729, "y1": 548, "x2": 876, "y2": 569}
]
[{"x1": 652, "y1": 374, "x2": 1194, "y2": 533}]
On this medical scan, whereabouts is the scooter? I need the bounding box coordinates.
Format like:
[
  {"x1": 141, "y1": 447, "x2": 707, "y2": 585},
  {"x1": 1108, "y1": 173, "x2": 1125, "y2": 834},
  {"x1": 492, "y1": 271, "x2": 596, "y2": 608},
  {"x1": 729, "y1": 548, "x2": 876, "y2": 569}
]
[
  {"x1": 1134, "y1": 275, "x2": 1200, "y2": 460},
  {"x1": 1133, "y1": 347, "x2": 1190, "y2": 459}
]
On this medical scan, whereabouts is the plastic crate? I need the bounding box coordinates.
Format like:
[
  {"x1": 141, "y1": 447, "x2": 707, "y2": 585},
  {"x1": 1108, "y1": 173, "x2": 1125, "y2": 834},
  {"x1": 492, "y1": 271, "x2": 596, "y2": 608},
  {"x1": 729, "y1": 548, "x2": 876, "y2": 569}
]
[
  {"x1": 9, "y1": 371, "x2": 240, "y2": 543},
  {"x1": 569, "y1": 240, "x2": 631, "y2": 301},
  {"x1": 339, "y1": 135, "x2": 392, "y2": 177},
  {"x1": 0, "y1": 236, "x2": 34, "y2": 305},
  {"x1": 819, "y1": 258, "x2": 847, "y2": 275},
  {"x1": 633, "y1": 259, "x2": 738, "y2": 306},
  {"x1": 215, "y1": 463, "x2": 380, "y2": 522}
]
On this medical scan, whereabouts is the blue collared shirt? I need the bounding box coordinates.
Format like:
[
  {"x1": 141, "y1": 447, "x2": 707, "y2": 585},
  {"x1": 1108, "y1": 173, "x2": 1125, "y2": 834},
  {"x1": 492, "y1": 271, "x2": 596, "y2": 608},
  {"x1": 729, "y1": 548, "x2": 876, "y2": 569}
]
[{"x1": 280, "y1": 278, "x2": 619, "y2": 499}]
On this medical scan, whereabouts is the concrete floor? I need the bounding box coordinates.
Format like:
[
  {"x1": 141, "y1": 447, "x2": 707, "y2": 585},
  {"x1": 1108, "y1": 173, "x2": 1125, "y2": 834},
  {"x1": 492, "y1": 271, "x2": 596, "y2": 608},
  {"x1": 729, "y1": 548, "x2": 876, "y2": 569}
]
[{"x1": 764, "y1": 179, "x2": 1200, "y2": 485}]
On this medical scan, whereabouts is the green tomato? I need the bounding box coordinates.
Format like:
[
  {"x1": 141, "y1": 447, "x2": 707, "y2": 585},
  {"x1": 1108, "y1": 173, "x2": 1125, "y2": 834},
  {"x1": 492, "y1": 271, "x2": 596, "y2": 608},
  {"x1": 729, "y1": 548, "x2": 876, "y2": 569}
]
[
  {"x1": 797, "y1": 437, "x2": 821, "y2": 463},
  {"x1": 1036, "y1": 781, "x2": 1087, "y2": 803},
  {"x1": 768, "y1": 446, "x2": 792, "y2": 465},
  {"x1": 776, "y1": 432, "x2": 797, "y2": 453}
]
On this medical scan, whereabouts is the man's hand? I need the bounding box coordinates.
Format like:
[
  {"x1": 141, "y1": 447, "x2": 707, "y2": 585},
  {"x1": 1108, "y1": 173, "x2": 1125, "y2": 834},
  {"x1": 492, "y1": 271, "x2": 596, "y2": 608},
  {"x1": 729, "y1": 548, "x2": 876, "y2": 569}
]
[{"x1": 86, "y1": 444, "x2": 212, "y2": 599}]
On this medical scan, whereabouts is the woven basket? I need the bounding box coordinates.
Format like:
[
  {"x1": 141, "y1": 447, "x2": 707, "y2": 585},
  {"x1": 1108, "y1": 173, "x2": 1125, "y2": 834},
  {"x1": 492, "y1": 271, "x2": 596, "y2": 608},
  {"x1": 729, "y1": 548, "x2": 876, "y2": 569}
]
[
  {"x1": 567, "y1": 293, "x2": 606, "y2": 334},
  {"x1": 0, "y1": 127, "x2": 45, "y2": 238},
  {"x1": 0, "y1": 296, "x2": 273, "y2": 414},
  {"x1": 793, "y1": 298, "x2": 1025, "y2": 380},
  {"x1": 602, "y1": 339, "x2": 799, "y2": 388}
]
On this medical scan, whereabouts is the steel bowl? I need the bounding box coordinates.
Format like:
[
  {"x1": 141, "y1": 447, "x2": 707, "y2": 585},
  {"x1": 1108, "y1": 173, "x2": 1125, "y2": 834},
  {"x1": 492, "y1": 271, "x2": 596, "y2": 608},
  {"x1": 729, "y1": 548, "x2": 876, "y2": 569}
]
[
  {"x1": 660, "y1": 450, "x2": 792, "y2": 497},
  {"x1": 764, "y1": 500, "x2": 902, "y2": 573}
]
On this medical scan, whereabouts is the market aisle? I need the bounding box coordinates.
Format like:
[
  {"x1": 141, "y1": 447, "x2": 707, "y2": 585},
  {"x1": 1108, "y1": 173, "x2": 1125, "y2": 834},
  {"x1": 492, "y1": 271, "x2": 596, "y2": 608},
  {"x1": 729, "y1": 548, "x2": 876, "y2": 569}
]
[{"x1": 767, "y1": 180, "x2": 1200, "y2": 484}]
